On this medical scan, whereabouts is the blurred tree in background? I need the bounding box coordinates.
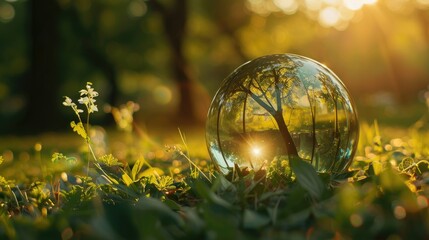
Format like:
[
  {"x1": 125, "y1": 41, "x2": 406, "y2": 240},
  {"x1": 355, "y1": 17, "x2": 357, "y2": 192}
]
[
  {"x1": 0, "y1": 0, "x2": 428, "y2": 134},
  {"x1": 23, "y1": 0, "x2": 61, "y2": 132}
]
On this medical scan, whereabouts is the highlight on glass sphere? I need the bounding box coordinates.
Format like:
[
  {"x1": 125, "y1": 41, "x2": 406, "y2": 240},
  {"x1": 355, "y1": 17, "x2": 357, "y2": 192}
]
[{"x1": 205, "y1": 54, "x2": 359, "y2": 175}]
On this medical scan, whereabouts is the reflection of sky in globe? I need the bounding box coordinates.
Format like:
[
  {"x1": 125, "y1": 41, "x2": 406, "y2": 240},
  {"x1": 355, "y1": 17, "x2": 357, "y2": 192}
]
[{"x1": 209, "y1": 144, "x2": 234, "y2": 174}]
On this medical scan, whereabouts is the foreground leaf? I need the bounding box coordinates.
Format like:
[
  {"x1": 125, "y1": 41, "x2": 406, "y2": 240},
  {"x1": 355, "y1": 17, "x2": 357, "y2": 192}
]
[
  {"x1": 242, "y1": 210, "x2": 270, "y2": 229},
  {"x1": 121, "y1": 172, "x2": 133, "y2": 186},
  {"x1": 132, "y1": 156, "x2": 146, "y2": 181},
  {"x1": 70, "y1": 121, "x2": 87, "y2": 139},
  {"x1": 290, "y1": 156, "x2": 325, "y2": 199}
]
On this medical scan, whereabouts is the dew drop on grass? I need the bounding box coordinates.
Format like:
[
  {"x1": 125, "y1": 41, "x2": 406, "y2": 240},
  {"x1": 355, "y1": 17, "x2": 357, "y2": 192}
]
[{"x1": 205, "y1": 54, "x2": 359, "y2": 175}]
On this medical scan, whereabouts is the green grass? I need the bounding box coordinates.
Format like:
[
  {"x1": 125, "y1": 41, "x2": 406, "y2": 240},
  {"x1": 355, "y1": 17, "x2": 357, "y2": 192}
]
[
  {"x1": 0, "y1": 84, "x2": 428, "y2": 239},
  {"x1": 0, "y1": 118, "x2": 428, "y2": 240}
]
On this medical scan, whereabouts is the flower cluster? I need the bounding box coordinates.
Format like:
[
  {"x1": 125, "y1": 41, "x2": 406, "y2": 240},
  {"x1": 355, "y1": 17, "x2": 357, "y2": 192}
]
[
  {"x1": 62, "y1": 96, "x2": 83, "y2": 114},
  {"x1": 63, "y1": 82, "x2": 98, "y2": 117},
  {"x1": 63, "y1": 82, "x2": 100, "y2": 143},
  {"x1": 78, "y1": 82, "x2": 99, "y2": 113}
]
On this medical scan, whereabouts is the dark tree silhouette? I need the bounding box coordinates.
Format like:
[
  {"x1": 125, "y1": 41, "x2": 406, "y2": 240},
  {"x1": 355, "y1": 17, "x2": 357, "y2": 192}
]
[
  {"x1": 212, "y1": 0, "x2": 250, "y2": 61},
  {"x1": 20, "y1": 0, "x2": 62, "y2": 132},
  {"x1": 147, "y1": 0, "x2": 201, "y2": 125}
]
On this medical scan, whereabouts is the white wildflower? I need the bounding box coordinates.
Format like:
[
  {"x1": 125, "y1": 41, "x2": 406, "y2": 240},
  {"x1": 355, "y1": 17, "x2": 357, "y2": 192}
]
[
  {"x1": 89, "y1": 104, "x2": 98, "y2": 113},
  {"x1": 80, "y1": 82, "x2": 99, "y2": 98},
  {"x1": 63, "y1": 96, "x2": 73, "y2": 107},
  {"x1": 78, "y1": 97, "x2": 89, "y2": 105},
  {"x1": 78, "y1": 82, "x2": 99, "y2": 113}
]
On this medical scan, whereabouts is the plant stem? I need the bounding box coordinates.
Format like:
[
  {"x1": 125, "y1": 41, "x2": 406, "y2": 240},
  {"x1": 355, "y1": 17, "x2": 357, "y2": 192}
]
[
  {"x1": 87, "y1": 143, "x2": 114, "y2": 184},
  {"x1": 86, "y1": 110, "x2": 91, "y2": 175},
  {"x1": 180, "y1": 151, "x2": 212, "y2": 182},
  {"x1": 8, "y1": 186, "x2": 19, "y2": 211}
]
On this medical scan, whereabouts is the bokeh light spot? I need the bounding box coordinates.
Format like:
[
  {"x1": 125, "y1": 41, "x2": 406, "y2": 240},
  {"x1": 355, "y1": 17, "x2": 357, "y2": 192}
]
[
  {"x1": 128, "y1": 0, "x2": 147, "y2": 17},
  {"x1": 349, "y1": 213, "x2": 363, "y2": 227},
  {"x1": 61, "y1": 172, "x2": 68, "y2": 182},
  {"x1": 2, "y1": 150, "x2": 13, "y2": 162},
  {"x1": 305, "y1": 0, "x2": 323, "y2": 11},
  {"x1": 0, "y1": 3, "x2": 15, "y2": 22},
  {"x1": 61, "y1": 227, "x2": 74, "y2": 240},
  {"x1": 417, "y1": 195, "x2": 428, "y2": 209},
  {"x1": 394, "y1": 205, "x2": 406, "y2": 219},
  {"x1": 34, "y1": 143, "x2": 42, "y2": 152},
  {"x1": 153, "y1": 85, "x2": 172, "y2": 105},
  {"x1": 343, "y1": 0, "x2": 364, "y2": 10},
  {"x1": 273, "y1": 0, "x2": 298, "y2": 14},
  {"x1": 319, "y1": 7, "x2": 341, "y2": 27}
]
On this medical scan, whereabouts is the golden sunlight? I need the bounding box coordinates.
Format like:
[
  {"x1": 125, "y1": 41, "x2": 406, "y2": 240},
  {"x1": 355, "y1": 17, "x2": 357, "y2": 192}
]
[
  {"x1": 343, "y1": 0, "x2": 365, "y2": 10},
  {"x1": 323, "y1": 0, "x2": 341, "y2": 5},
  {"x1": 246, "y1": 0, "x2": 381, "y2": 29},
  {"x1": 319, "y1": 6, "x2": 341, "y2": 27},
  {"x1": 417, "y1": 0, "x2": 429, "y2": 8},
  {"x1": 304, "y1": 0, "x2": 322, "y2": 11},
  {"x1": 273, "y1": 0, "x2": 299, "y2": 14},
  {"x1": 363, "y1": 0, "x2": 378, "y2": 4},
  {"x1": 251, "y1": 146, "x2": 262, "y2": 157}
]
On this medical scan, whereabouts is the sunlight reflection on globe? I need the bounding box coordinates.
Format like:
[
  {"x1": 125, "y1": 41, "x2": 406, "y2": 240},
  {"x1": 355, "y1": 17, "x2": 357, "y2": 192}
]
[{"x1": 205, "y1": 54, "x2": 359, "y2": 175}]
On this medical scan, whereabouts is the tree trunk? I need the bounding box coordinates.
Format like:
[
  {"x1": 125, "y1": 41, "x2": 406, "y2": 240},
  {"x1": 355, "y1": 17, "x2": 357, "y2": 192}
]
[
  {"x1": 149, "y1": 0, "x2": 204, "y2": 125},
  {"x1": 20, "y1": 0, "x2": 61, "y2": 133},
  {"x1": 213, "y1": 0, "x2": 250, "y2": 61},
  {"x1": 273, "y1": 112, "x2": 298, "y2": 156}
]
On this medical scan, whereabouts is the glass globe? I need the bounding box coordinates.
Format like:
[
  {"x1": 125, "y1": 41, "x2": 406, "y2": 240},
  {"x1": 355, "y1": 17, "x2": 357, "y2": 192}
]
[{"x1": 206, "y1": 54, "x2": 359, "y2": 175}]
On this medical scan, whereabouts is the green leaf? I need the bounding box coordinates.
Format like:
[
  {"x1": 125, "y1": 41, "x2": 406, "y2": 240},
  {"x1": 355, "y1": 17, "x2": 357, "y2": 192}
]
[
  {"x1": 211, "y1": 173, "x2": 235, "y2": 192},
  {"x1": 51, "y1": 152, "x2": 66, "y2": 163},
  {"x1": 164, "y1": 198, "x2": 181, "y2": 211},
  {"x1": 131, "y1": 156, "x2": 146, "y2": 181},
  {"x1": 242, "y1": 209, "x2": 270, "y2": 229},
  {"x1": 290, "y1": 156, "x2": 325, "y2": 199},
  {"x1": 379, "y1": 167, "x2": 407, "y2": 192},
  {"x1": 122, "y1": 172, "x2": 134, "y2": 186},
  {"x1": 372, "y1": 161, "x2": 383, "y2": 176},
  {"x1": 332, "y1": 170, "x2": 359, "y2": 181},
  {"x1": 140, "y1": 168, "x2": 164, "y2": 180},
  {"x1": 136, "y1": 197, "x2": 184, "y2": 226},
  {"x1": 194, "y1": 181, "x2": 233, "y2": 209},
  {"x1": 99, "y1": 154, "x2": 122, "y2": 167},
  {"x1": 70, "y1": 121, "x2": 87, "y2": 139}
]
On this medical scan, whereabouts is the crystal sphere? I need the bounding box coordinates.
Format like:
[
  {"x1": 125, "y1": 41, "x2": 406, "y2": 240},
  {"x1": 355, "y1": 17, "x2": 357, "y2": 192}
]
[{"x1": 206, "y1": 54, "x2": 359, "y2": 175}]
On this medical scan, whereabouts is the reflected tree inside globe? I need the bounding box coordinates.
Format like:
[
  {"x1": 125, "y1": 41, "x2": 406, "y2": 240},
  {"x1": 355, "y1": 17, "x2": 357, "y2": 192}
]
[{"x1": 206, "y1": 54, "x2": 359, "y2": 175}]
